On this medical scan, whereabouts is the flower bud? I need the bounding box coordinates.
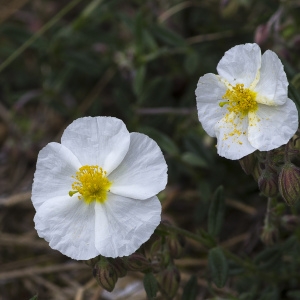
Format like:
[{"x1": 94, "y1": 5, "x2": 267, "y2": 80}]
[
  {"x1": 125, "y1": 253, "x2": 151, "y2": 272},
  {"x1": 260, "y1": 225, "x2": 278, "y2": 246},
  {"x1": 93, "y1": 257, "x2": 117, "y2": 292},
  {"x1": 150, "y1": 257, "x2": 162, "y2": 273},
  {"x1": 157, "y1": 265, "x2": 180, "y2": 298},
  {"x1": 150, "y1": 239, "x2": 162, "y2": 256},
  {"x1": 167, "y1": 234, "x2": 185, "y2": 259},
  {"x1": 281, "y1": 215, "x2": 300, "y2": 231},
  {"x1": 279, "y1": 163, "x2": 300, "y2": 206},
  {"x1": 108, "y1": 257, "x2": 127, "y2": 278},
  {"x1": 252, "y1": 162, "x2": 263, "y2": 182},
  {"x1": 258, "y1": 169, "x2": 279, "y2": 197},
  {"x1": 83, "y1": 256, "x2": 100, "y2": 267},
  {"x1": 239, "y1": 153, "x2": 256, "y2": 175}
]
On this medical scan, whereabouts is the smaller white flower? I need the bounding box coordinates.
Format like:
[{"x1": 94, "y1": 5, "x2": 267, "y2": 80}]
[
  {"x1": 195, "y1": 43, "x2": 299, "y2": 160},
  {"x1": 32, "y1": 116, "x2": 168, "y2": 260}
]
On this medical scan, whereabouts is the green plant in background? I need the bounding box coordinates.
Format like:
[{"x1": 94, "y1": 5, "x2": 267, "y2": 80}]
[{"x1": 1, "y1": 0, "x2": 300, "y2": 299}]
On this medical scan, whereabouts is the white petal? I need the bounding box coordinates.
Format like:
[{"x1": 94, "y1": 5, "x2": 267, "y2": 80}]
[
  {"x1": 34, "y1": 196, "x2": 98, "y2": 260},
  {"x1": 32, "y1": 142, "x2": 81, "y2": 210},
  {"x1": 215, "y1": 112, "x2": 256, "y2": 160},
  {"x1": 217, "y1": 43, "x2": 261, "y2": 88},
  {"x1": 108, "y1": 133, "x2": 167, "y2": 200},
  {"x1": 195, "y1": 73, "x2": 228, "y2": 137},
  {"x1": 94, "y1": 194, "x2": 161, "y2": 258},
  {"x1": 61, "y1": 117, "x2": 130, "y2": 174},
  {"x1": 254, "y1": 50, "x2": 288, "y2": 105},
  {"x1": 248, "y1": 99, "x2": 298, "y2": 151}
]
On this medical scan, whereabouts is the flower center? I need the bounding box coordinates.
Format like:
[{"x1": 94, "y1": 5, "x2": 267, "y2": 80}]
[
  {"x1": 69, "y1": 165, "x2": 112, "y2": 204},
  {"x1": 220, "y1": 84, "x2": 258, "y2": 115}
]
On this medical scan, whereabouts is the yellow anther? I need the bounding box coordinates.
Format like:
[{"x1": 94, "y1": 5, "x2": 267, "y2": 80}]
[
  {"x1": 69, "y1": 165, "x2": 112, "y2": 204},
  {"x1": 222, "y1": 83, "x2": 258, "y2": 116}
]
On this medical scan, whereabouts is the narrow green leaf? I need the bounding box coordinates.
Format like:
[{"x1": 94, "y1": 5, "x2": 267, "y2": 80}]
[
  {"x1": 151, "y1": 24, "x2": 186, "y2": 47},
  {"x1": 253, "y1": 246, "x2": 282, "y2": 271},
  {"x1": 198, "y1": 229, "x2": 217, "y2": 248},
  {"x1": 208, "y1": 247, "x2": 228, "y2": 288},
  {"x1": 134, "y1": 11, "x2": 145, "y2": 55},
  {"x1": 133, "y1": 65, "x2": 146, "y2": 97},
  {"x1": 184, "y1": 51, "x2": 199, "y2": 75},
  {"x1": 143, "y1": 272, "x2": 158, "y2": 299},
  {"x1": 181, "y1": 275, "x2": 197, "y2": 300},
  {"x1": 208, "y1": 186, "x2": 225, "y2": 237},
  {"x1": 181, "y1": 152, "x2": 208, "y2": 168},
  {"x1": 29, "y1": 295, "x2": 38, "y2": 300}
]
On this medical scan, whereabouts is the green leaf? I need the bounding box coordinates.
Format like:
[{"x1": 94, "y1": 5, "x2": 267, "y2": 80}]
[
  {"x1": 208, "y1": 186, "x2": 225, "y2": 237},
  {"x1": 143, "y1": 272, "x2": 158, "y2": 299},
  {"x1": 134, "y1": 11, "x2": 145, "y2": 55},
  {"x1": 133, "y1": 65, "x2": 146, "y2": 97},
  {"x1": 184, "y1": 51, "x2": 199, "y2": 75},
  {"x1": 208, "y1": 247, "x2": 228, "y2": 288},
  {"x1": 151, "y1": 24, "x2": 186, "y2": 47},
  {"x1": 181, "y1": 275, "x2": 197, "y2": 300},
  {"x1": 198, "y1": 229, "x2": 216, "y2": 248},
  {"x1": 181, "y1": 152, "x2": 208, "y2": 168},
  {"x1": 253, "y1": 246, "x2": 282, "y2": 271},
  {"x1": 29, "y1": 295, "x2": 38, "y2": 300}
]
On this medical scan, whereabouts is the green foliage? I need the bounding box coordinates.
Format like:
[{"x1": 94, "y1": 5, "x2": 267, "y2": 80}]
[
  {"x1": 143, "y1": 272, "x2": 158, "y2": 299},
  {"x1": 208, "y1": 186, "x2": 225, "y2": 238},
  {"x1": 2, "y1": 0, "x2": 300, "y2": 299},
  {"x1": 182, "y1": 275, "x2": 198, "y2": 300},
  {"x1": 208, "y1": 247, "x2": 229, "y2": 288}
]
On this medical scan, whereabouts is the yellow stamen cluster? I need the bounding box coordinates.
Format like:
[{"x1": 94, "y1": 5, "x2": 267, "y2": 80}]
[
  {"x1": 222, "y1": 84, "x2": 258, "y2": 115},
  {"x1": 69, "y1": 165, "x2": 112, "y2": 204}
]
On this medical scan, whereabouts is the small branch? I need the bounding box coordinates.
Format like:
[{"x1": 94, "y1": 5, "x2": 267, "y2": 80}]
[
  {"x1": 77, "y1": 68, "x2": 115, "y2": 116},
  {"x1": 157, "y1": 223, "x2": 215, "y2": 248},
  {"x1": 158, "y1": 1, "x2": 195, "y2": 23},
  {"x1": 136, "y1": 107, "x2": 196, "y2": 115},
  {"x1": 186, "y1": 31, "x2": 234, "y2": 45},
  {"x1": 0, "y1": 0, "x2": 30, "y2": 24},
  {"x1": 0, "y1": 0, "x2": 84, "y2": 73},
  {"x1": 0, "y1": 263, "x2": 88, "y2": 280},
  {"x1": 225, "y1": 198, "x2": 257, "y2": 216},
  {"x1": 0, "y1": 191, "x2": 31, "y2": 207}
]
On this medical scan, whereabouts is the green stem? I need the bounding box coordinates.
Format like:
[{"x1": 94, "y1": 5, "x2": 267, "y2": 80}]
[
  {"x1": 0, "y1": 0, "x2": 83, "y2": 73},
  {"x1": 284, "y1": 141, "x2": 291, "y2": 163},
  {"x1": 265, "y1": 197, "x2": 273, "y2": 227},
  {"x1": 157, "y1": 223, "x2": 215, "y2": 248},
  {"x1": 222, "y1": 248, "x2": 256, "y2": 272},
  {"x1": 157, "y1": 223, "x2": 258, "y2": 273}
]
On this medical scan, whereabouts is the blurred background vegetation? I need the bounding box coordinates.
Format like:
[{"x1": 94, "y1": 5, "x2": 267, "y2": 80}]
[{"x1": 1, "y1": 0, "x2": 300, "y2": 299}]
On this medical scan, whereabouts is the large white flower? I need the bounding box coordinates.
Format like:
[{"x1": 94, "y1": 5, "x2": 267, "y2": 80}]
[
  {"x1": 195, "y1": 43, "x2": 299, "y2": 160},
  {"x1": 32, "y1": 116, "x2": 167, "y2": 260}
]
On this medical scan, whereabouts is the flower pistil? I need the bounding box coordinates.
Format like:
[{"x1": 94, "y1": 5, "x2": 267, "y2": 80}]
[
  {"x1": 221, "y1": 83, "x2": 258, "y2": 115},
  {"x1": 69, "y1": 165, "x2": 112, "y2": 204}
]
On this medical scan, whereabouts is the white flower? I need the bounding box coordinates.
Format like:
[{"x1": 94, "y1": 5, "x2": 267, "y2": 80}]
[
  {"x1": 195, "y1": 43, "x2": 299, "y2": 160},
  {"x1": 32, "y1": 116, "x2": 167, "y2": 260}
]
